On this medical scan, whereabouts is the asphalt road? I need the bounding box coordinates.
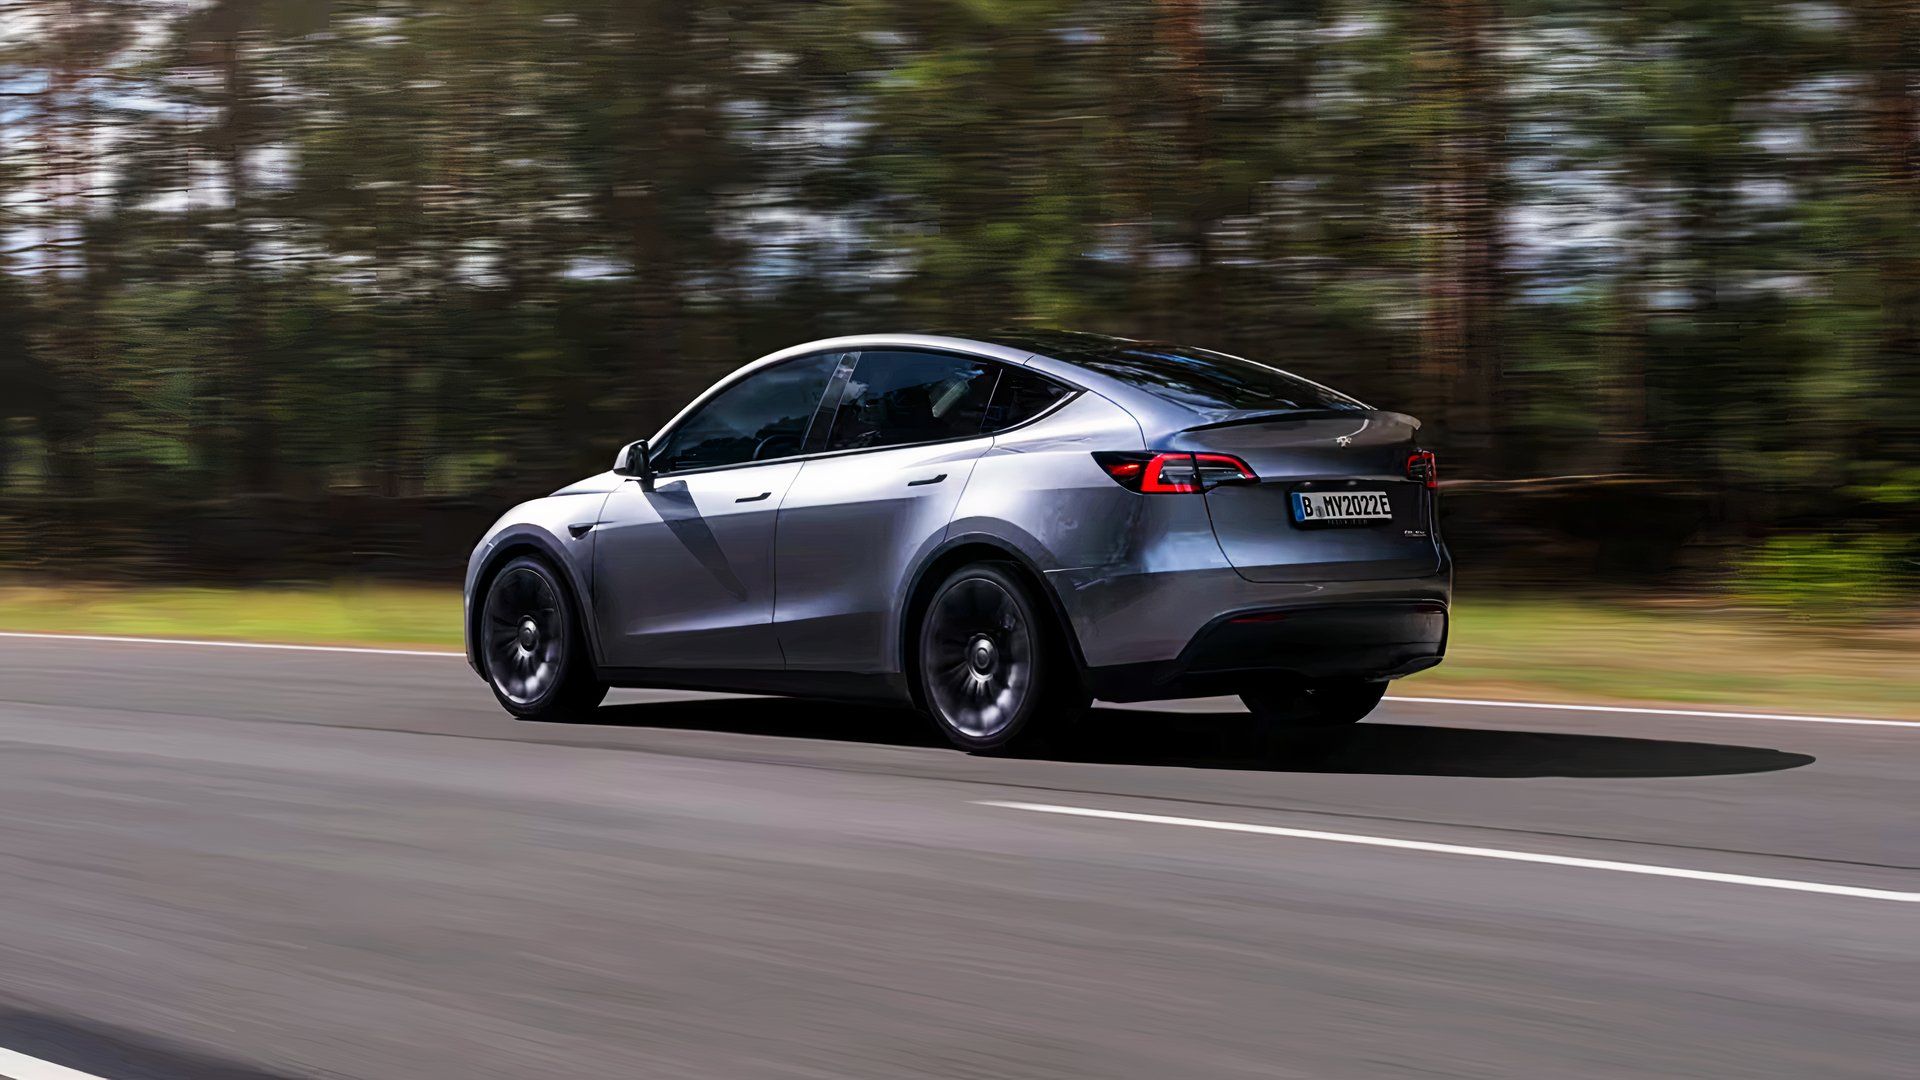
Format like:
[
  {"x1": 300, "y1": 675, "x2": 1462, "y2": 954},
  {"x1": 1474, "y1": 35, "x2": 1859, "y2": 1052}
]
[{"x1": 0, "y1": 636, "x2": 1912, "y2": 1080}]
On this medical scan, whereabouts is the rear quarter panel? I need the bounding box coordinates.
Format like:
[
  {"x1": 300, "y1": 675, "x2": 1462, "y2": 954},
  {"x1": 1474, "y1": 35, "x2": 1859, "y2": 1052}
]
[{"x1": 948, "y1": 391, "x2": 1240, "y2": 668}]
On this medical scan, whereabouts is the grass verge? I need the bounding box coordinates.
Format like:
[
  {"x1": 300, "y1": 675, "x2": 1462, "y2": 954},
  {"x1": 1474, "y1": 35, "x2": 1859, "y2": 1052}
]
[
  {"x1": 0, "y1": 583, "x2": 461, "y2": 649},
  {"x1": 1420, "y1": 598, "x2": 1917, "y2": 720},
  {"x1": 0, "y1": 583, "x2": 1911, "y2": 720}
]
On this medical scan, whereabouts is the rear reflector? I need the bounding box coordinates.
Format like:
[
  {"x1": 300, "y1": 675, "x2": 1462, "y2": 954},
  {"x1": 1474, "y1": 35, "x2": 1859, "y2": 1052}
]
[{"x1": 1094, "y1": 452, "x2": 1257, "y2": 494}]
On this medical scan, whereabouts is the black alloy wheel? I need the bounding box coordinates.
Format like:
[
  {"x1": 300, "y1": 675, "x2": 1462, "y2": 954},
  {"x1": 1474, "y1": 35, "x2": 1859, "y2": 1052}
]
[
  {"x1": 919, "y1": 562, "x2": 1085, "y2": 752},
  {"x1": 481, "y1": 555, "x2": 607, "y2": 720}
]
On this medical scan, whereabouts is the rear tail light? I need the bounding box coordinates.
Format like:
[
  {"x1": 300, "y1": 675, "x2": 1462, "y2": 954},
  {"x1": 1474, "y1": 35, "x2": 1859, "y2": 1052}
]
[
  {"x1": 1094, "y1": 452, "x2": 1257, "y2": 493},
  {"x1": 1406, "y1": 450, "x2": 1439, "y2": 489}
]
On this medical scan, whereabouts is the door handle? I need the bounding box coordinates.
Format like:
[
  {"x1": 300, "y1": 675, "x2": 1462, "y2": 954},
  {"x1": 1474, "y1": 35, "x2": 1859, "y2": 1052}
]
[
  {"x1": 907, "y1": 473, "x2": 947, "y2": 488},
  {"x1": 735, "y1": 491, "x2": 773, "y2": 503}
]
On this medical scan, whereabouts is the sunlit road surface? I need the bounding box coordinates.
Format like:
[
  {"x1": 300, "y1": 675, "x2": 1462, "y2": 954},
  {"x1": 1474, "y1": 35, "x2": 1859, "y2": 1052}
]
[{"x1": 0, "y1": 638, "x2": 1911, "y2": 1079}]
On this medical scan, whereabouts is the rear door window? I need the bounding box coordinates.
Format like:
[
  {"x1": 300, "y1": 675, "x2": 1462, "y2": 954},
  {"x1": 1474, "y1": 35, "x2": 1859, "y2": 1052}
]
[{"x1": 824, "y1": 351, "x2": 999, "y2": 452}]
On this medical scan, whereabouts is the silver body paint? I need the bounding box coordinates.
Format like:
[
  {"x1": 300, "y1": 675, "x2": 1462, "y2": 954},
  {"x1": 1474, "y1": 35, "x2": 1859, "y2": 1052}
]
[{"x1": 466, "y1": 334, "x2": 1452, "y2": 703}]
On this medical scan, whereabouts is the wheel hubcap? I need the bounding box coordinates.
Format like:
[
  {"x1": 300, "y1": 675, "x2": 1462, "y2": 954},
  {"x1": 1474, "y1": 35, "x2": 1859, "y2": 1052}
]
[
  {"x1": 484, "y1": 567, "x2": 565, "y2": 707},
  {"x1": 923, "y1": 578, "x2": 1033, "y2": 740},
  {"x1": 969, "y1": 635, "x2": 997, "y2": 675}
]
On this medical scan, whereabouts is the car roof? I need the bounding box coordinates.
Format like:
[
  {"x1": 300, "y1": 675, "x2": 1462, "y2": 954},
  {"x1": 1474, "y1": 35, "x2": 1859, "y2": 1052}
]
[
  {"x1": 746, "y1": 331, "x2": 1170, "y2": 420},
  {"x1": 710, "y1": 330, "x2": 1366, "y2": 441},
  {"x1": 749, "y1": 333, "x2": 1038, "y2": 369}
]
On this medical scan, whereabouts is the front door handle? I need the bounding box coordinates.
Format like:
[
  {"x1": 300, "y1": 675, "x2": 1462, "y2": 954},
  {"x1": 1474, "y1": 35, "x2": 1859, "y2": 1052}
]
[
  {"x1": 735, "y1": 491, "x2": 773, "y2": 503},
  {"x1": 907, "y1": 473, "x2": 947, "y2": 488}
]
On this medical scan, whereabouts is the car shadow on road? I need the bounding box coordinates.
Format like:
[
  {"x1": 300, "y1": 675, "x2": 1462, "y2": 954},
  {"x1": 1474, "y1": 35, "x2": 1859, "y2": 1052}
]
[
  {"x1": 587, "y1": 699, "x2": 1814, "y2": 779},
  {"x1": 0, "y1": 1008, "x2": 305, "y2": 1080}
]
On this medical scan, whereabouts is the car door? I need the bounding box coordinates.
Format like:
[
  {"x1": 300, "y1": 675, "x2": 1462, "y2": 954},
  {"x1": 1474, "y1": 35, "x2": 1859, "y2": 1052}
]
[
  {"x1": 774, "y1": 349, "x2": 1003, "y2": 673},
  {"x1": 593, "y1": 352, "x2": 843, "y2": 671}
]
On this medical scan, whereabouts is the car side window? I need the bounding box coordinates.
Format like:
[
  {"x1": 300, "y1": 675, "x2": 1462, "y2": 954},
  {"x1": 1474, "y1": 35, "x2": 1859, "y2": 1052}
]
[
  {"x1": 983, "y1": 367, "x2": 1072, "y2": 433},
  {"x1": 823, "y1": 351, "x2": 999, "y2": 453},
  {"x1": 651, "y1": 352, "x2": 841, "y2": 474}
]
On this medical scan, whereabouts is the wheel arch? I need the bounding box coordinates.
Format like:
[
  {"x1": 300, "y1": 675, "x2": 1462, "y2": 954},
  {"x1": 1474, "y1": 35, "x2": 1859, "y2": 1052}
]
[
  {"x1": 467, "y1": 528, "x2": 604, "y2": 673},
  {"x1": 896, "y1": 533, "x2": 1090, "y2": 711}
]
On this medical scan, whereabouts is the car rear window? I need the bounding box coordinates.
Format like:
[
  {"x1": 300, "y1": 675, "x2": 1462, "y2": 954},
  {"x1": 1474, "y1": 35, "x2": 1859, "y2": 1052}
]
[{"x1": 1068, "y1": 344, "x2": 1365, "y2": 413}]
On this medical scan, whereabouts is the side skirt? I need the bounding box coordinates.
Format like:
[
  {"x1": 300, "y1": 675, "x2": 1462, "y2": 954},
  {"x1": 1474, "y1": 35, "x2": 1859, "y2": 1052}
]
[{"x1": 594, "y1": 667, "x2": 916, "y2": 707}]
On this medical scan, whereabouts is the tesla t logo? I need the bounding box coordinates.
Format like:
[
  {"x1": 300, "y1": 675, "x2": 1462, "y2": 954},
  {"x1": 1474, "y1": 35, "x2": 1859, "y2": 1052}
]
[{"x1": 1335, "y1": 435, "x2": 1353, "y2": 447}]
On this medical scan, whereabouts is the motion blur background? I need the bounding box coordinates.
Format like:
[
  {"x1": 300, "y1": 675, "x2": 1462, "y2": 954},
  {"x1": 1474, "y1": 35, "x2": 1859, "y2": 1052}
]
[{"x1": 0, "y1": 2, "x2": 1915, "y2": 654}]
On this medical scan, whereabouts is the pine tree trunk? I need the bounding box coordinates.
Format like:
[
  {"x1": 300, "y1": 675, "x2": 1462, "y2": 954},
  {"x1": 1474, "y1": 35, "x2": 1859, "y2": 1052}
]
[
  {"x1": 1861, "y1": 0, "x2": 1920, "y2": 450},
  {"x1": 1419, "y1": 0, "x2": 1506, "y2": 474},
  {"x1": 1156, "y1": 0, "x2": 1216, "y2": 335},
  {"x1": 219, "y1": 34, "x2": 278, "y2": 494}
]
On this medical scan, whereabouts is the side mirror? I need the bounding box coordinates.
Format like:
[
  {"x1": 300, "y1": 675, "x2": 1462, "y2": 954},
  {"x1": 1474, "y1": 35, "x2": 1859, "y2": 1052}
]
[{"x1": 613, "y1": 439, "x2": 654, "y2": 490}]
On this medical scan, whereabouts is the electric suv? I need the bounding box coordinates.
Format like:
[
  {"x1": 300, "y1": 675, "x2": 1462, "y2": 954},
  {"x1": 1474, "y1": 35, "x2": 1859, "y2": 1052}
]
[{"x1": 465, "y1": 332, "x2": 1450, "y2": 751}]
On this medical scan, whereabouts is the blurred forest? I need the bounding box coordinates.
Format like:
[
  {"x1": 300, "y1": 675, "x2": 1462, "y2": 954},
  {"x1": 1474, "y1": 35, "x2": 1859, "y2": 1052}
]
[{"x1": 0, "y1": 1, "x2": 1916, "y2": 603}]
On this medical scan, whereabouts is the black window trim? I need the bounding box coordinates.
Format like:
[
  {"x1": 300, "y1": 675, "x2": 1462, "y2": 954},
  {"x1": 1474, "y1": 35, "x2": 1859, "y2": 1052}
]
[{"x1": 644, "y1": 347, "x2": 1082, "y2": 481}]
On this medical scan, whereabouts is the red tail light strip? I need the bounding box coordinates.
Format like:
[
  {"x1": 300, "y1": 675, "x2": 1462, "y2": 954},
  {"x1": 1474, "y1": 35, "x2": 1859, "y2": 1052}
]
[
  {"x1": 1406, "y1": 450, "x2": 1439, "y2": 489},
  {"x1": 1094, "y1": 452, "x2": 1257, "y2": 493}
]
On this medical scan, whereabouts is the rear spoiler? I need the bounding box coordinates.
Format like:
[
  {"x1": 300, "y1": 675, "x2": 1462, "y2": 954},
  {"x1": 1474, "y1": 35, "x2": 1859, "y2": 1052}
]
[{"x1": 1180, "y1": 408, "x2": 1417, "y2": 434}]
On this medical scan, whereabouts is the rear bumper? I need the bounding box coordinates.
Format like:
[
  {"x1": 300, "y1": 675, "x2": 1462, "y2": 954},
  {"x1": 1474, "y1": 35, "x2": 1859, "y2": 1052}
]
[
  {"x1": 1084, "y1": 599, "x2": 1448, "y2": 702},
  {"x1": 1046, "y1": 555, "x2": 1451, "y2": 702}
]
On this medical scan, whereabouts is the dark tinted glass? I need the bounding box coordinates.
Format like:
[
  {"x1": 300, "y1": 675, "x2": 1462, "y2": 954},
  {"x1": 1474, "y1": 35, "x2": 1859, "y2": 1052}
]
[
  {"x1": 984, "y1": 368, "x2": 1071, "y2": 432},
  {"x1": 825, "y1": 351, "x2": 997, "y2": 451},
  {"x1": 1067, "y1": 344, "x2": 1364, "y2": 413},
  {"x1": 653, "y1": 352, "x2": 840, "y2": 472}
]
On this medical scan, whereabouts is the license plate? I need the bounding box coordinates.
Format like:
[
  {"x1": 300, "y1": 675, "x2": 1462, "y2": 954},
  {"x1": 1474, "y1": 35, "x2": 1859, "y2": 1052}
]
[{"x1": 1291, "y1": 490, "x2": 1392, "y2": 525}]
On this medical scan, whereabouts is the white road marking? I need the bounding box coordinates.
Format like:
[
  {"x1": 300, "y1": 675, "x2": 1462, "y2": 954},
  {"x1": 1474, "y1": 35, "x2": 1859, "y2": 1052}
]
[
  {"x1": 1386, "y1": 694, "x2": 1920, "y2": 729},
  {"x1": 0, "y1": 630, "x2": 1912, "y2": 728},
  {"x1": 0, "y1": 1046, "x2": 112, "y2": 1080},
  {"x1": 980, "y1": 801, "x2": 1920, "y2": 904},
  {"x1": 0, "y1": 630, "x2": 462, "y2": 658}
]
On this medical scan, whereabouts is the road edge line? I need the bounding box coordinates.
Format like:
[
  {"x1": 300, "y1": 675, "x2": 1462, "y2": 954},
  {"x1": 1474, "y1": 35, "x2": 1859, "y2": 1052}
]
[
  {"x1": 0, "y1": 630, "x2": 461, "y2": 659},
  {"x1": 0, "y1": 1045, "x2": 112, "y2": 1080},
  {"x1": 0, "y1": 630, "x2": 1911, "y2": 727},
  {"x1": 979, "y1": 801, "x2": 1920, "y2": 903},
  {"x1": 1386, "y1": 694, "x2": 1919, "y2": 728}
]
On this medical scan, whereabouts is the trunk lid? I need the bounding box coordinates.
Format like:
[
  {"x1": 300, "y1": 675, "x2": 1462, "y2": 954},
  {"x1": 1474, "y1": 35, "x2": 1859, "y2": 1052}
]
[{"x1": 1172, "y1": 410, "x2": 1441, "y2": 583}]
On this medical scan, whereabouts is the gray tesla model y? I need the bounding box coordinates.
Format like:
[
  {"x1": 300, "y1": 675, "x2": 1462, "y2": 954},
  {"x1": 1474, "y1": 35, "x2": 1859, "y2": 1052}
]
[{"x1": 465, "y1": 332, "x2": 1451, "y2": 751}]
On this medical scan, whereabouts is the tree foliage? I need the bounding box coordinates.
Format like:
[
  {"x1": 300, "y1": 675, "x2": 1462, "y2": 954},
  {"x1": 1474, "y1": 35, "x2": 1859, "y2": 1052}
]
[{"x1": 0, "y1": 0, "x2": 1915, "y2": 588}]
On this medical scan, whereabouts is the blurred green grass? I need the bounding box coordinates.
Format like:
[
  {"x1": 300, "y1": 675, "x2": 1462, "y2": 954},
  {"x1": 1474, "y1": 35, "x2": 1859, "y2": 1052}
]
[
  {"x1": 0, "y1": 584, "x2": 1911, "y2": 719},
  {"x1": 0, "y1": 583, "x2": 462, "y2": 649},
  {"x1": 1426, "y1": 599, "x2": 1918, "y2": 719}
]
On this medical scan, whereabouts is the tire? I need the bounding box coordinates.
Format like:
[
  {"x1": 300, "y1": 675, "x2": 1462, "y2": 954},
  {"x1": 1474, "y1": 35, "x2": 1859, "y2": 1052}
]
[
  {"x1": 478, "y1": 554, "x2": 609, "y2": 722},
  {"x1": 917, "y1": 561, "x2": 1089, "y2": 753},
  {"x1": 1241, "y1": 679, "x2": 1387, "y2": 729}
]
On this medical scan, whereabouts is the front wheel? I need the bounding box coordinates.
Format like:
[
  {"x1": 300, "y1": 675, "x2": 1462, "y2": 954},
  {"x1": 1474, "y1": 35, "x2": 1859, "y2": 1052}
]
[
  {"x1": 917, "y1": 562, "x2": 1088, "y2": 753},
  {"x1": 480, "y1": 555, "x2": 608, "y2": 722},
  {"x1": 1241, "y1": 679, "x2": 1388, "y2": 729}
]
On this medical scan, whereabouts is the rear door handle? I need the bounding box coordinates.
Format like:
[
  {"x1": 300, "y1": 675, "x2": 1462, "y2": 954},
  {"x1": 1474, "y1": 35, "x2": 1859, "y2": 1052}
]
[
  {"x1": 907, "y1": 473, "x2": 947, "y2": 488},
  {"x1": 735, "y1": 491, "x2": 773, "y2": 503}
]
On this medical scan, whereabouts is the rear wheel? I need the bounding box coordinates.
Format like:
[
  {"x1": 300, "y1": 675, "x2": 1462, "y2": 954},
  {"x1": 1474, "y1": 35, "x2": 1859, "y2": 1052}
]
[
  {"x1": 480, "y1": 555, "x2": 608, "y2": 722},
  {"x1": 1241, "y1": 679, "x2": 1387, "y2": 729},
  {"x1": 918, "y1": 562, "x2": 1088, "y2": 753}
]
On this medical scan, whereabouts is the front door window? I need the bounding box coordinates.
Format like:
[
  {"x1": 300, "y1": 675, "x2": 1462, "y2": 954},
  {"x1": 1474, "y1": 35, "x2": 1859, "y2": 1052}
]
[{"x1": 651, "y1": 352, "x2": 842, "y2": 473}]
